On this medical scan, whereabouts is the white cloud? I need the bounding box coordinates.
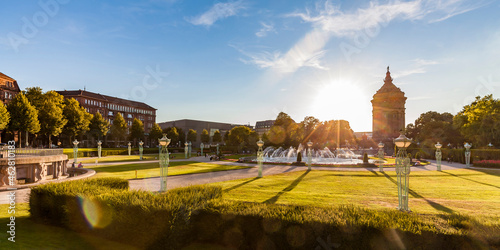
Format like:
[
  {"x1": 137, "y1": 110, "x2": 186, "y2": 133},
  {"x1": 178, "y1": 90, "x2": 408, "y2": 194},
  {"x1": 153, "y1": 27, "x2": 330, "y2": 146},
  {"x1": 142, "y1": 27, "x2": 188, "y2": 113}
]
[
  {"x1": 255, "y1": 22, "x2": 275, "y2": 37},
  {"x1": 239, "y1": 0, "x2": 490, "y2": 74},
  {"x1": 189, "y1": 0, "x2": 245, "y2": 27}
]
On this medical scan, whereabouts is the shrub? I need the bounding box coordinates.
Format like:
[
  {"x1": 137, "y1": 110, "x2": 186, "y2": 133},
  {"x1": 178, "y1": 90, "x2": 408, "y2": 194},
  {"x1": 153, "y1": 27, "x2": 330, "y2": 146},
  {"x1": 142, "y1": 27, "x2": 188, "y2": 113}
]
[
  {"x1": 297, "y1": 152, "x2": 302, "y2": 163},
  {"x1": 363, "y1": 152, "x2": 368, "y2": 164}
]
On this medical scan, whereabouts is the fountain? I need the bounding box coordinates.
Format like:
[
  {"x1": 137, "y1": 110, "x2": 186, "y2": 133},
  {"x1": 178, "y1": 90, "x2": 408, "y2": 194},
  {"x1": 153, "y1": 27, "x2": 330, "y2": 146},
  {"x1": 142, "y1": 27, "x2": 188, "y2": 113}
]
[{"x1": 257, "y1": 143, "x2": 369, "y2": 165}]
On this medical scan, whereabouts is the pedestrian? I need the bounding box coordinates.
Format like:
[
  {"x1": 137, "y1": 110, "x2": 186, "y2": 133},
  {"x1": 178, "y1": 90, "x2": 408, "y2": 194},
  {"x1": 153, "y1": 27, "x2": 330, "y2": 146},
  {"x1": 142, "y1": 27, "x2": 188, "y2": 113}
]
[
  {"x1": 78, "y1": 162, "x2": 83, "y2": 168},
  {"x1": 72, "y1": 162, "x2": 75, "y2": 168}
]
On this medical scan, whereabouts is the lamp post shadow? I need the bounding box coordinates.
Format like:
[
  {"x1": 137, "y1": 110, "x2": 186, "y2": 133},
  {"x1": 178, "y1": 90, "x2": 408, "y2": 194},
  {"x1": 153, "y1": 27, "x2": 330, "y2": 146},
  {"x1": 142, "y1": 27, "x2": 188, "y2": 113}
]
[
  {"x1": 264, "y1": 170, "x2": 311, "y2": 204},
  {"x1": 381, "y1": 171, "x2": 454, "y2": 214}
]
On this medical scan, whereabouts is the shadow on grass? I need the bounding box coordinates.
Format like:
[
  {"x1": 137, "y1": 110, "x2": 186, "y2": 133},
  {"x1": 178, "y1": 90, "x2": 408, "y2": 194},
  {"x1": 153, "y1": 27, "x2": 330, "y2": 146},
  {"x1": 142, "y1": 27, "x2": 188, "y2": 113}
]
[
  {"x1": 441, "y1": 171, "x2": 500, "y2": 189},
  {"x1": 264, "y1": 170, "x2": 310, "y2": 204},
  {"x1": 381, "y1": 172, "x2": 454, "y2": 214},
  {"x1": 224, "y1": 177, "x2": 260, "y2": 192}
]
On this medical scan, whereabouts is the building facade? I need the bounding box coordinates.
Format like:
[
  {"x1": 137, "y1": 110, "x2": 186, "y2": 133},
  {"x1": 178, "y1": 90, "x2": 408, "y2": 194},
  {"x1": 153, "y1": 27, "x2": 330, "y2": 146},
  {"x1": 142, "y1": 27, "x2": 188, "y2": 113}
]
[
  {"x1": 158, "y1": 119, "x2": 246, "y2": 147},
  {"x1": 371, "y1": 67, "x2": 407, "y2": 143},
  {"x1": 255, "y1": 120, "x2": 275, "y2": 136},
  {"x1": 57, "y1": 90, "x2": 156, "y2": 135},
  {"x1": 0, "y1": 72, "x2": 21, "y2": 105}
]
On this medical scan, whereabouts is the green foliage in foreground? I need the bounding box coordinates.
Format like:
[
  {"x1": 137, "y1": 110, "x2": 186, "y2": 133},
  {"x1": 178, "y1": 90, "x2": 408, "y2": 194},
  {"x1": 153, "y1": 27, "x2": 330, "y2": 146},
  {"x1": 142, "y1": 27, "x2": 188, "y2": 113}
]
[
  {"x1": 88, "y1": 161, "x2": 251, "y2": 179},
  {"x1": 25, "y1": 177, "x2": 500, "y2": 249}
]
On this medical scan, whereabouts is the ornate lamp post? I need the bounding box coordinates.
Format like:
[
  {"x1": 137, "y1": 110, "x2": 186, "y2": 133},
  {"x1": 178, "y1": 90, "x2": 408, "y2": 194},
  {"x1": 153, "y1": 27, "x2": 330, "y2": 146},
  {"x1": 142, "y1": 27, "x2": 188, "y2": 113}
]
[
  {"x1": 378, "y1": 142, "x2": 384, "y2": 172},
  {"x1": 127, "y1": 142, "x2": 131, "y2": 156},
  {"x1": 435, "y1": 142, "x2": 442, "y2": 171},
  {"x1": 97, "y1": 140, "x2": 102, "y2": 159},
  {"x1": 216, "y1": 144, "x2": 219, "y2": 156},
  {"x1": 188, "y1": 142, "x2": 192, "y2": 158},
  {"x1": 307, "y1": 140, "x2": 313, "y2": 171},
  {"x1": 394, "y1": 133, "x2": 412, "y2": 212},
  {"x1": 464, "y1": 143, "x2": 472, "y2": 168},
  {"x1": 257, "y1": 139, "x2": 264, "y2": 178},
  {"x1": 139, "y1": 141, "x2": 144, "y2": 160},
  {"x1": 184, "y1": 142, "x2": 188, "y2": 159},
  {"x1": 158, "y1": 134, "x2": 171, "y2": 192},
  {"x1": 200, "y1": 142, "x2": 204, "y2": 156},
  {"x1": 73, "y1": 140, "x2": 79, "y2": 164}
]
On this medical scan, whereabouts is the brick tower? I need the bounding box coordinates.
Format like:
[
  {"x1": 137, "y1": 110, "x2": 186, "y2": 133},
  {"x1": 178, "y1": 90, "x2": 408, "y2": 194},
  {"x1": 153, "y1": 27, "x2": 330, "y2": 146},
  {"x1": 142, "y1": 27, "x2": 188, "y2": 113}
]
[{"x1": 371, "y1": 67, "x2": 407, "y2": 142}]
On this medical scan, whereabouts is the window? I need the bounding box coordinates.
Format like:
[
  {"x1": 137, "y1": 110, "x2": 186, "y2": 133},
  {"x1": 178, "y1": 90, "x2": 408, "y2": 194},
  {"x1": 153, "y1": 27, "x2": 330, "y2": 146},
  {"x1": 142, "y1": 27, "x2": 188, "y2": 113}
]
[
  {"x1": 108, "y1": 111, "x2": 113, "y2": 116},
  {"x1": 127, "y1": 114, "x2": 132, "y2": 118}
]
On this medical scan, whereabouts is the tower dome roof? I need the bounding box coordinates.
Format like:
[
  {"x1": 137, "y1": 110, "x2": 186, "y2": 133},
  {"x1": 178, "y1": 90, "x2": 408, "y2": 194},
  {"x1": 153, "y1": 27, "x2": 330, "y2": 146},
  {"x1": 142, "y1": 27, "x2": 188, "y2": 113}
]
[{"x1": 373, "y1": 66, "x2": 405, "y2": 98}]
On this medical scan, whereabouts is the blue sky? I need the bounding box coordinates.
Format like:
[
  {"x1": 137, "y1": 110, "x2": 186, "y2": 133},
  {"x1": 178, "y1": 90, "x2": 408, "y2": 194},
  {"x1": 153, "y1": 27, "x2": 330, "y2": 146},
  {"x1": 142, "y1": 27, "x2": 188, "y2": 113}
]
[{"x1": 1, "y1": 0, "x2": 499, "y2": 132}]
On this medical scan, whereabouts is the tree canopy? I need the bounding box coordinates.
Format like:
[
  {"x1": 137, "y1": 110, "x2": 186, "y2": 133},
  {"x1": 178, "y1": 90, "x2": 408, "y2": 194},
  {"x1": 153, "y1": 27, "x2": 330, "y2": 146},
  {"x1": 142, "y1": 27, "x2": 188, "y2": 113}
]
[
  {"x1": 89, "y1": 112, "x2": 109, "y2": 140},
  {"x1": 453, "y1": 95, "x2": 500, "y2": 147},
  {"x1": 405, "y1": 111, "x2": 461, "y2": 148},
  {"x1": 201, "y1": 129, "x2": 210, "y2": 144},
  {"x1": 110, "y1": 112, "x2": 127, "y2": 145},
  {"x1": 7, "y1": 93, "x2": 40, "y2": 146},
  {"x1": 0, "y1": 102, "x2": 9, "y2": 131},
  {"x1": 187, "y1": 129, "x2": 197, "y2": 143},
  {"x1": 212, "y1": 130, "x2": 222, "y2": 143},
  {"x1": 62, "y1": 98, "x2": 92, "y2": 143},
  {"x1": 130, "y1": 118, "x2": 145, "y2": 142},
  {"x1": 34, "y1": 90, "x2": 67, "y2": 146},
  {"x1": 164, "y1": 127, "x2": 179, "y2": 145},
  {"x1": 149, "y1": 123, "x2": 163, "y2": 146}
]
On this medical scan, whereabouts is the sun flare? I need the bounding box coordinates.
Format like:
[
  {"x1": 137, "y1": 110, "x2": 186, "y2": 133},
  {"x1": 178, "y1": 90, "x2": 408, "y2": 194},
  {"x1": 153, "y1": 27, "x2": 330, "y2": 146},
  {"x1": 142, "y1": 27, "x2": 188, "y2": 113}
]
[{"x1": 310, "y1": 79, "x2": 371, "y2": 130}]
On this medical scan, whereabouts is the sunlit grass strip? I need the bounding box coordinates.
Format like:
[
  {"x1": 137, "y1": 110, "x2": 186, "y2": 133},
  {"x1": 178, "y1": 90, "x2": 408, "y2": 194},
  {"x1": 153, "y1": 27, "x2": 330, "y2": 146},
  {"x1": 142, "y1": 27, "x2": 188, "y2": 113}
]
[
  {"x1": 80, "y1": 154, "x2": 160, "y2": 163},
  {"x1": 212, "y1": 169, "x2": 500, "y2": 223},
  {"x1": 88, "y1": 161, "x2": 252, "y2": 179}
]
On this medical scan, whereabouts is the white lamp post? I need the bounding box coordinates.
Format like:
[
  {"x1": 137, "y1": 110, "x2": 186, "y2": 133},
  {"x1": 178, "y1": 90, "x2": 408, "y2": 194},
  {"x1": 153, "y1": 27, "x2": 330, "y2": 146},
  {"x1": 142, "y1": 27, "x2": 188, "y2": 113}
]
[
  {"x1": 464, "y1": 143, "x2": 472, "y2": 168},
  {"x1": 378, "y1": 142, "x2": 385, "y2": 172},
  {"x1": 158, "y1": 134, "x2": 171, "y2": 192},
  {"x1": 139, "y1": 141, "x2": 144, "y2": 160},
  {"x1": 200, "y1": 142, "x2": 204, "y2": 156},
  {"x1": 435, "y1": 142, "x2": 442, "y2": 171},
  {"x1": 128, "y1": 142, "x2": 131, "y2": 156},
  {"x1": 257, "y1": 139, "x2": 264, "y2": 178},
  {"x1": 188, "y1": 142, "x2": 192, "y2": 158},
  {"x1": 307, "y1": 140, "x2": 313, "y2": 170},
  {"x1": 97, "y1": 140, "x2": 102, "y2": 159},
  {"x1": 394, "y1": 133, "x2": 412, "y2": 212},
  {"x1": 184, "y1": 142, "x2": 188, "y2": 159},
  {"x1": 216, "y1": 143, "x2": 219, "y2": 156},
  {"x1": 73, "y1": 140, "x2": 79, "y2": 164}
]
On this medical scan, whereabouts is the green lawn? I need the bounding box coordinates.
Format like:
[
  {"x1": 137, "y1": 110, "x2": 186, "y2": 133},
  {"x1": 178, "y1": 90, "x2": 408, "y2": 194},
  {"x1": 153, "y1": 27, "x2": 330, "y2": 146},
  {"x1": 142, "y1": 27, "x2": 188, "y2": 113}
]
[
  {"x1": 88, "y1": 161, "x2": 252, "y2": 179},
  {"x1": 0, "y1": 204, "x2": 138, "y2": 250},
  {"x1": 212, "y1": 169, "x2": 500, "y2": 224}
]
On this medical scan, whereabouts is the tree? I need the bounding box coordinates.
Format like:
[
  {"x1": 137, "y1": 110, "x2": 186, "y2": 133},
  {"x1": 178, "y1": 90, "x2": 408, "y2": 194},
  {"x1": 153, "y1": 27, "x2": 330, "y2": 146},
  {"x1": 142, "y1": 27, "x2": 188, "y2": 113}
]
[
  {"x1": 406, "y1": 111, "x2": 461, "y2": 148},
  {"x1": 268, "y1": 112, "x2": 297, "y2": 147},
  {"x1": 149, "y1": 123, "x2": 163, "y2": 147},
  {"x1": 30, "y1": 90, "x2": 67, "y2": 147},
  {"x1": 212, "y1": 130, "x2": 222, "y2": 143},
  {"x1": 300, "y1": 116, "x2": 320, "y2": 142},
  {"x1": 454, "y1": 95, "x2": 500, "y2": 146},
  {"x1": 201, "y1": 129, "x2": 210, "y2": 144},
  {"x1": 62, "y1": 98, "x2": 92, "y2": 144},
  {"x1": 89, "y1": 112, "x2": 109, "y2": 141},
  {"x1": 130, "y1": 118, "x2": 144, "y2": 142},
  {"x1": 0, "y1": 102, "x2": 9, "y2": 131},
  {"x1": 110, "y1": 112, "x2": 127, "y2": 146},
  {"x1": 7, "y1": 93, "x2": 40, "y2": 147},
  {"x1": 176, "y1": 127, "x2": 186, "y2": 145},
  {"x1": 163, "y1": 127, "x2": 179, "y2": 146},
  {"x1": 187, "y1": 129, "x2": 197, "y2": 143},
  {"x1": 227, "y1": 126, "x2": 252, "y2": 146}
]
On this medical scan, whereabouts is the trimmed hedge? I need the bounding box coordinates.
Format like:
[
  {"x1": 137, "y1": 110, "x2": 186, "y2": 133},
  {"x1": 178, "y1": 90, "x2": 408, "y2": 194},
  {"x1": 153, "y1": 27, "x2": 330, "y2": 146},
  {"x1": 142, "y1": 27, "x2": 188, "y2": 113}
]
[
  {"x1": 30, "y1": 179, "x2": 500, "y2": 249},
  {"x1": 409, "y1": 148, "x2": 500, "y2": 164}
]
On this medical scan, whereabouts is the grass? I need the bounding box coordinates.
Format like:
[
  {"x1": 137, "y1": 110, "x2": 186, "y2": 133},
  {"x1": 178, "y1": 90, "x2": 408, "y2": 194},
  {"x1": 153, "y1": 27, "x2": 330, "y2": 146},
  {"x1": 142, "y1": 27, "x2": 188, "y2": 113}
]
[
  {"x1": 0, "y1": 204, "x2": 138, "y2": 250},
  {"x1": 78, "y1": 153, "x2": 188, "y2": 163},
  {"x1": 212, "y1": 168, "x2": 500, "y2": 224},
  {"x1": 88, "y1": 161, "x2": 252, "y2": 179}
]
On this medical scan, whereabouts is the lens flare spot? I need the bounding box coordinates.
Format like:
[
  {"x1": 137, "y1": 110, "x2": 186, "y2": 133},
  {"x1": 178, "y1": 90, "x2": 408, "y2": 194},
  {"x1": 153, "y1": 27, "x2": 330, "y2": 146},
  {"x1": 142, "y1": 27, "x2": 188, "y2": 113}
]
[{"x1": 79, "y1": 195, "x2": 112, "y2": 229}]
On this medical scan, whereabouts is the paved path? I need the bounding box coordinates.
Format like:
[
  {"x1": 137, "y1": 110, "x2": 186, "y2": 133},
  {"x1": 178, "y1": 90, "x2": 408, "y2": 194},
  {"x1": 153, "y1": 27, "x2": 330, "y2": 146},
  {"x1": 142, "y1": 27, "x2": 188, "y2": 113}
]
[{"x1": 1, "y1": 158, "x2": 491, "y2": 205}]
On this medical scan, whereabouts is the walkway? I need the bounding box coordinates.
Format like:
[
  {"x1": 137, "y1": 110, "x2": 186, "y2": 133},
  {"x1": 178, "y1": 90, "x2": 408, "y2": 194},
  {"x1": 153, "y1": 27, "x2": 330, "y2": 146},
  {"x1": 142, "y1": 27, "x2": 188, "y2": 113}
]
[{"x1": 1, "y1": 158, "x2": 489, "y2": 205}]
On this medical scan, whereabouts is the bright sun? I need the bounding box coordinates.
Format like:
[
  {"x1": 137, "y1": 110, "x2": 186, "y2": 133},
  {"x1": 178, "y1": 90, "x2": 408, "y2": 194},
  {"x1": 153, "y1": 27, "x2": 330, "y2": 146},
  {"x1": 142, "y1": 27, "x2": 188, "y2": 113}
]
[{"x1": 310, "y1": 80, "x2": 371, "y2": 130}]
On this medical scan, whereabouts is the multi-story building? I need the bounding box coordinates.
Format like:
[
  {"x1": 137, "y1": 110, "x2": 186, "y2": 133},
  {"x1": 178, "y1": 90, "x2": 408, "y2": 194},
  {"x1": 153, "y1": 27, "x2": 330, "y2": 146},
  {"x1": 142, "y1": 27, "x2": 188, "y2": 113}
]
[
  {"x1": 158, "y1": 119, "x2": 248, "y2": 147},
  {"x1": 0, "y1": 72, "x2": 21, "y2": 105},
  {"x1": 255, "y1": 120, "x2": 275, "y2": 136},
  {"x1": 56, "y1": 90, "x2": 156, "y2": 141}
]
